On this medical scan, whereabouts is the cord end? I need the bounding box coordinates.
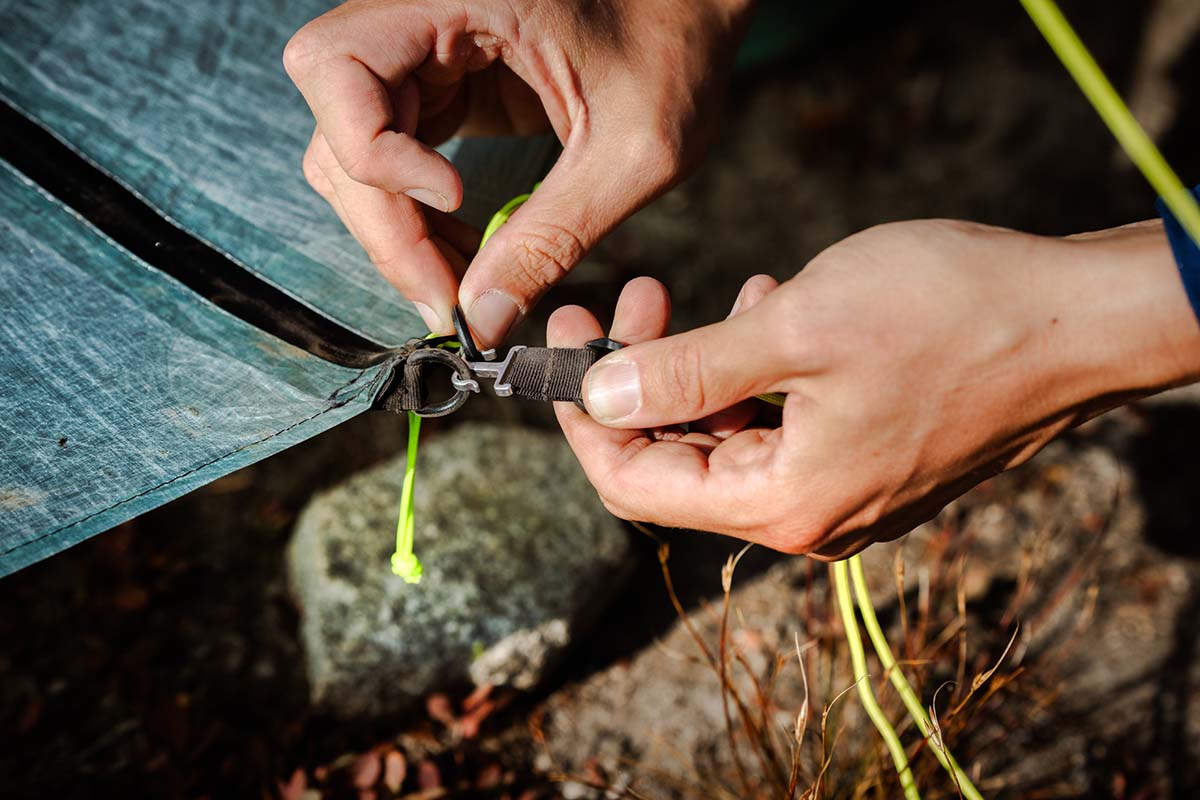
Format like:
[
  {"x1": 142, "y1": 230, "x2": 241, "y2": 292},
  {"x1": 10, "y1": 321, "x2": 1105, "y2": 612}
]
[{"x1": 391, "y1": 550, "x2": 424, "y2": 584}]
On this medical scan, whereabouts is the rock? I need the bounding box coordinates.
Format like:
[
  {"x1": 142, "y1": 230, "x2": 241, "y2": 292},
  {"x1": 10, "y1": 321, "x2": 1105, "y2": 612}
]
[
  {"x1": 536, "y1": 426, "x2": 1200, "y2": 797},
  {"x1": 287, "y1": 422, "x2": 630, "y2": 718},
  {"x1": 468, "y1": 618, "x2": 569, "y2": 690}
]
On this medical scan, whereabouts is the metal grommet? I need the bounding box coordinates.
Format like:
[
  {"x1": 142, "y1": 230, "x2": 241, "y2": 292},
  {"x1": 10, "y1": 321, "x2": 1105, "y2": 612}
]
[{"x1": 407, "y1": 348, "x2": 475, "y2": 417}]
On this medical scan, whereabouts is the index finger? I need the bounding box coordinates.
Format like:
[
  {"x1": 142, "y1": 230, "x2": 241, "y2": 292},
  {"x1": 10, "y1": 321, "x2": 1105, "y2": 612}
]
[
  {"x1": 283, "y1": 5, "x2": 462, "y2": 206},
  {"x1": 309, "y1": 129, "x2": 461, "y2": 330}
]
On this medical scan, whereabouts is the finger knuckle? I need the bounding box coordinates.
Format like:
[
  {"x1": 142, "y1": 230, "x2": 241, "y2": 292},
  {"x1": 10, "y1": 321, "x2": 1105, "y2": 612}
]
[
  {"x1": 301, "y1": 151, "x2": 329, "y2": 193},
  {"x1": 623, "y1": 127, "x2": 684, "y2": 188},
  {"x1": 282, "y1": 23, "x2": 326, "y2": 81},
  {"x1": 510, "y1": 222, "x2": 586, "y2": 295},
  {"x1": 769, "y1": 296, "x2": 824, "y2": 369},
  {"x1": 339, "y1": 144, "x2": 381, "y2": 187}
]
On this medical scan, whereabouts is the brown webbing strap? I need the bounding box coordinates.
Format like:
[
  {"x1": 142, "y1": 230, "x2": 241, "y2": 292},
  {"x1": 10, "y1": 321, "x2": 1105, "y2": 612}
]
[
  {"x1": 502, "y1": 347, "x2": 602, "y2": 403},
  {"x1": 374, "y1": 340, "x2": 616, "y2": 415}
]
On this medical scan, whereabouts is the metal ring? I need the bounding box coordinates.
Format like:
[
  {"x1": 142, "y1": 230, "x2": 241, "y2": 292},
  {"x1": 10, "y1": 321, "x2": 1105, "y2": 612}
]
[{"x1": 407, "y1": 348, "x2": 474, "y2": 417}]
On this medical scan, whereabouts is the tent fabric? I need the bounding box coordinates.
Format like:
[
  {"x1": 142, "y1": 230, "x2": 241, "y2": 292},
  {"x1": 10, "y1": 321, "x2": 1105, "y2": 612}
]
[
  {"x1": 0, "y1": 0, "x2": 555, "y2": 576},
  {"x1": 0, "y1": 162, "x2": 388, "y2": 577},
  {"x1": 0, "y1": 0, "x2": 558, "y2": 346}
]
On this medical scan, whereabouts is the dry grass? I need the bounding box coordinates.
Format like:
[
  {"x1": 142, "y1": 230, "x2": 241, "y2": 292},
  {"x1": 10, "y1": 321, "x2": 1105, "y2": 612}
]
[{"x1": 602, "y1": 509, "x2": 1110, "y2": 800}]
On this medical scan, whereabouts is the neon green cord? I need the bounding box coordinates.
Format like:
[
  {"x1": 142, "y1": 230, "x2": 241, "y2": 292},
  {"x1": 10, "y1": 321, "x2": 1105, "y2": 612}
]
[
  {"x1": 759, "y1": 2, "x2": 1200, "y2": 412},
  {"x1": 1020, "y1": 0, "x2": 1200, "y2": 247},
  {"x1": 832, "y1": 559, "x2": 921, "y2": 800},
  {"x1": 480, "y1": 185, "x2": 537, "y2": 247},
  {"x1": 390, "y1": 410, "x2": 425, "y2": 583},
  {"x1": 390, "y1": 191, "x2": 536, "y2": 582},
  {"x1": 390, "y1": 336, "x2": 462, "y2": 583},
  {"x1": 849, "y1": 555, "x2": 982, "y2": 799}
]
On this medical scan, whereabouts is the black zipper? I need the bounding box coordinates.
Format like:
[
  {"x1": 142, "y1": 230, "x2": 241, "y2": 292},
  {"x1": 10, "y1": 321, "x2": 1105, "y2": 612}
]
[{"x1": 1, "y1": 98, "x2": 397, "y2": 371}]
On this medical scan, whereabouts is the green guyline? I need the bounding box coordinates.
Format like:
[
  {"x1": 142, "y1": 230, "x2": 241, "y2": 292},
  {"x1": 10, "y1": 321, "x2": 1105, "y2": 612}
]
[
  {"x1": 850, "y1": 556, "x2": 982, "y2": 799},
  {"x1": 1021, "y1": 0, "x2": 1200, "y2": 245},
  {"x1": 832, "y1": 558, "x2": 921, "y2": 800},
  {"x1": 389, "y1": 190, "x2": 534, "y2": 583}
]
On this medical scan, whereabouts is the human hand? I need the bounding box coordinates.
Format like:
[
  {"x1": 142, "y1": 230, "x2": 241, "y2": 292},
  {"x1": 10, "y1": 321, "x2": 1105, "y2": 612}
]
[
  {"x1": 549, "y1": 219, "x2": 1200, "y2": 558},
  {"x1": 284, "y1": 0, "x2": 753, "y2": 343}
]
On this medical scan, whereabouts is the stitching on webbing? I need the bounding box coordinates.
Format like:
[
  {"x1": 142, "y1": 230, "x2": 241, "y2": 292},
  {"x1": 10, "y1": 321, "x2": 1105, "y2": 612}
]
[{"x1": 1, "y1": 369, "x2": 376, "y2": 559}]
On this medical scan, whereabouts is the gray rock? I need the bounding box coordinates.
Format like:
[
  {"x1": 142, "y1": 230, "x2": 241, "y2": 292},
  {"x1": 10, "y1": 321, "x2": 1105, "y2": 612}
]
[
  {"x1": 287, "y1": 422, "x2": 630, "y2": 718},
  {"x1": 537, "y1": 429, "x2": 1200, "y2": 797}
]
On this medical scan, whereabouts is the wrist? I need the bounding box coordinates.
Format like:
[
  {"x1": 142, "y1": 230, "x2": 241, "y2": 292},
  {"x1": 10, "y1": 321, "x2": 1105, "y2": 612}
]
[{"x1": 1044, "y1": 221, "x2": 1200, "y2": 411}]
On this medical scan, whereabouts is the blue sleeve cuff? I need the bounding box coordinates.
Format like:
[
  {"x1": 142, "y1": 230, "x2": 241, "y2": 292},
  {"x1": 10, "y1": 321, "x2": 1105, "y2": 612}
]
[{"x1": 1157, "y1": 185, "x2": 1200, "y2": 323}]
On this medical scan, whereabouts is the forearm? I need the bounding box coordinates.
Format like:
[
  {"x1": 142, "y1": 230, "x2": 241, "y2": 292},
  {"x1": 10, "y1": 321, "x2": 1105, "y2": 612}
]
[{"x1": 1045, "y1": 221, "x2": 1200, "y2": 414}]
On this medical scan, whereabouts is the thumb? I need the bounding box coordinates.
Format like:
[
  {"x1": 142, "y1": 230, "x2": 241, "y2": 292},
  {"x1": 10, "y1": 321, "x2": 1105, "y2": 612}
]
[
  {"x1": 583, "y1": 304, "x2": 791, "y2": 428},
  {"x1": 459, "y1": 134, "x2": 674, "y2": 346}
]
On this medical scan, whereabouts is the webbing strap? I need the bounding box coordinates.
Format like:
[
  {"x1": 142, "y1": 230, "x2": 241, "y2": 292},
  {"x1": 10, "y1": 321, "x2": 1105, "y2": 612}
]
[
  {"x1": 375, "y1": 341, "x2": 609, "y2": 415},
  {"x1": 373, "y1": 340, "x2": 435, "y2": 414},
  {"x1": 397, "y1": 357, "x2": 434, "y2": 410},
  {"x1": 503, "y1": 347, "x2": 601, "y2": 402},
  {"x1": 376, "y1": 354, "x2": 467, "y2": 415}
]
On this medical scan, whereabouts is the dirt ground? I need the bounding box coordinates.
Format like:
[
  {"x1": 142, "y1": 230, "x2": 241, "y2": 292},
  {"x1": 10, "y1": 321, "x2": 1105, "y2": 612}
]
[{"x1": 3, "y1": 0, "x2": 1200, "y2": 797}]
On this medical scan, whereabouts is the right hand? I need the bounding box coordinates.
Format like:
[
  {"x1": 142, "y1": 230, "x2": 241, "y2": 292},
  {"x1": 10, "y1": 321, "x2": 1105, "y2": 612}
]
[
  {"x1": 284, "y1": 0, "x2": 754, "y2": 344},
  {"x1": 551, "y1": 219, "x2": 1200, "y2": 558}
]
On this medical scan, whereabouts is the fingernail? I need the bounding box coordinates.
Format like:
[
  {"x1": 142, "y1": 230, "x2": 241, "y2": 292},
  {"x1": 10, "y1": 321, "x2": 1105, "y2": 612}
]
[
  {"x1": 727, "y1": 285, "x2": 748, "y2": 318},
  {"x1": 586, "y1": 358, "x2": 641, "y2": 423},
  {"x1": 404, "y1": 188, "x2": 449, "y2": 212},
  {"x1": 413, "y1": 302, "x2": 445, "y2": 333},
  {"x1": 467, "y1": 290, "x2": 521, "y2": 346}
]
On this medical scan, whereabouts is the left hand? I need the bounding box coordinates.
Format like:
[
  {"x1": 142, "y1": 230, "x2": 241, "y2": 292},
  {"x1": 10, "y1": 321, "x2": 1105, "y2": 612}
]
[
  {"x1": 284, "y1": 0, "x2": 752, "y2": 342},
  {"x1": 549, "y1": 219, "x2": 1200, "y2": 559}
]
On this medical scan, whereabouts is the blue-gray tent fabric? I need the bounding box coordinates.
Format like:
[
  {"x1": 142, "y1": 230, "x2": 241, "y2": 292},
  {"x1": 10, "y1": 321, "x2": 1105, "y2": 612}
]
[
  {"x1": 0, "y1": 162, "x2": 386, "y2": 578},
  {"x1": 0, "y1": 0, "x2": 558, "y2": 346}
]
